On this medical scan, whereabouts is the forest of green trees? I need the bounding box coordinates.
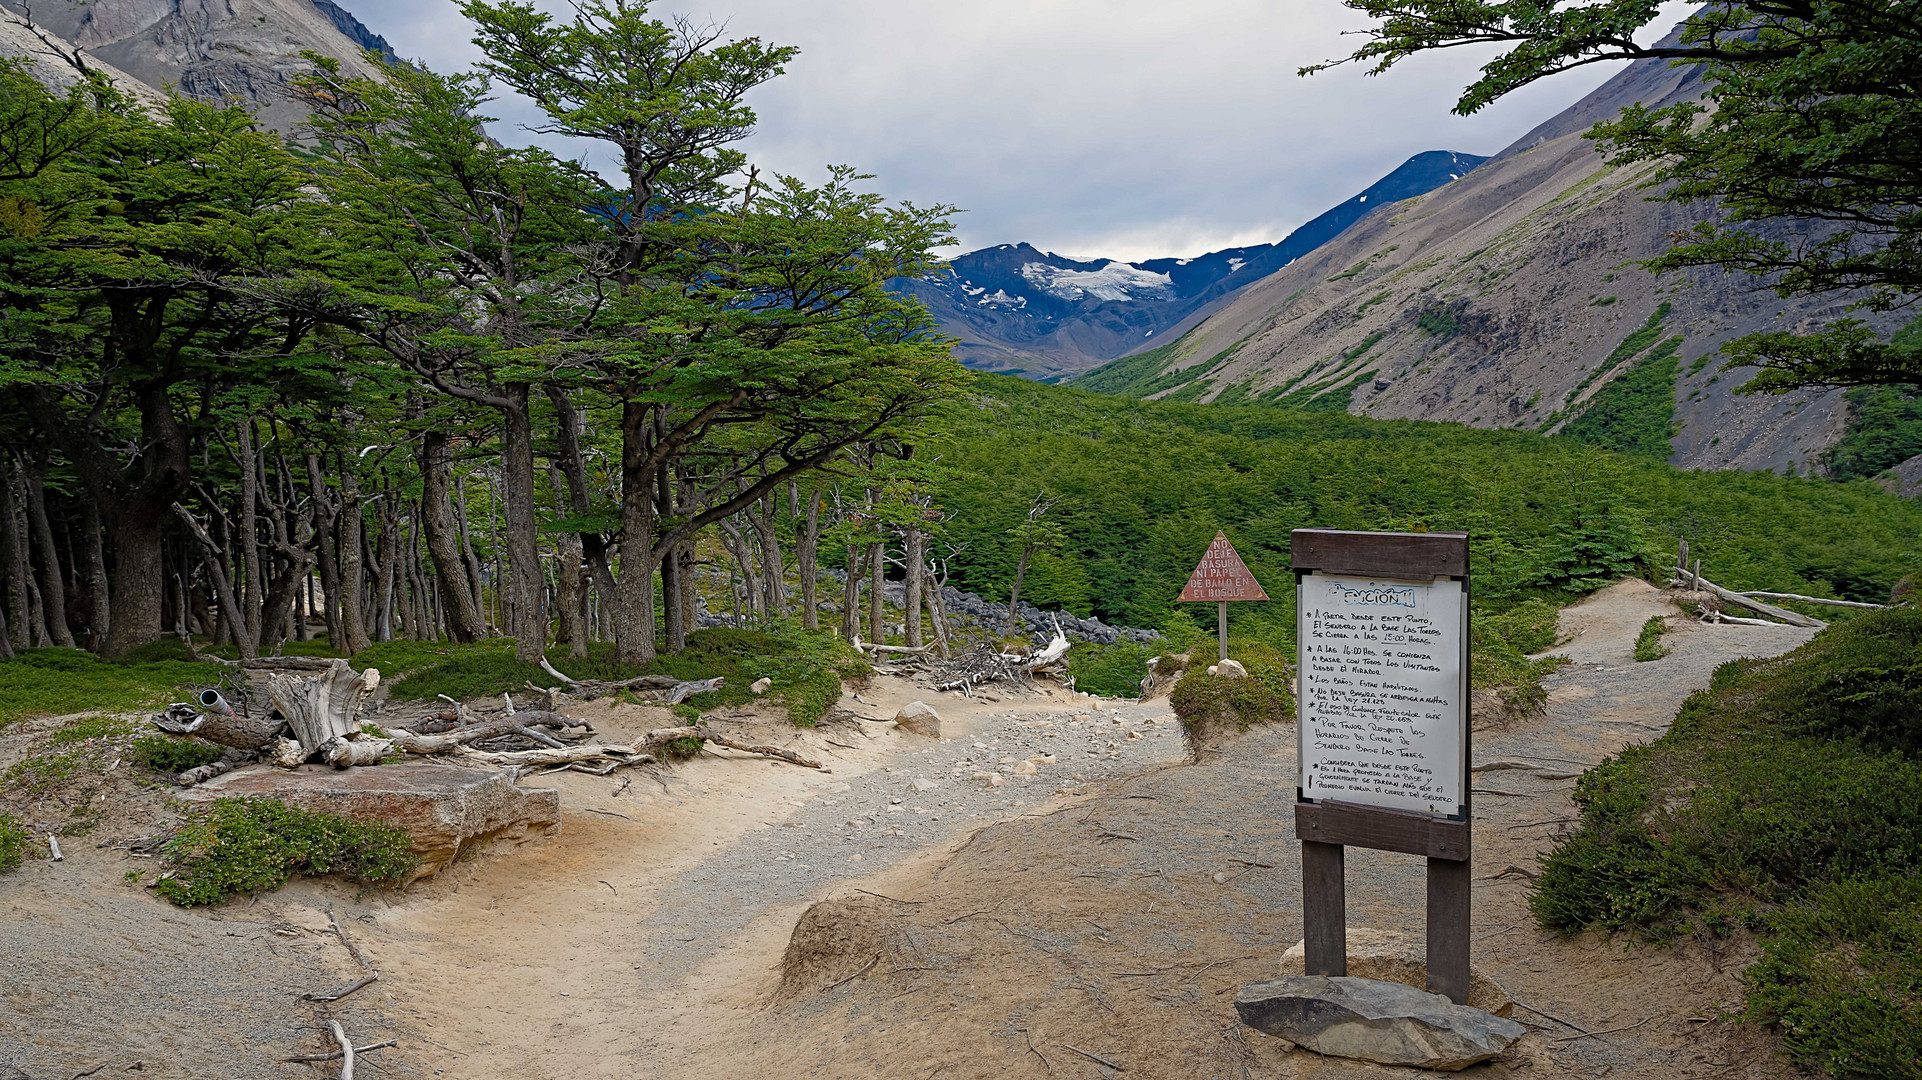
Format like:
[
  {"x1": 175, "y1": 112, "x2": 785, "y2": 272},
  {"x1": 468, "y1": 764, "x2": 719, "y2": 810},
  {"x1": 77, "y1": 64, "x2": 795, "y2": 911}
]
[
  {"x1": 3, "y1": 0, "x2": 1922, "y2": 690},
  {"x1": 0, "y1": 1, "x2": 969, "y2": 669}
]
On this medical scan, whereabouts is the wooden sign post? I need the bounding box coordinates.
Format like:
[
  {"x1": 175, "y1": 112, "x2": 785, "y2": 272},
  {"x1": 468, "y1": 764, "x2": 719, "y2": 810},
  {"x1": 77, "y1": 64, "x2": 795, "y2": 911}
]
[
  {"x1": 1179, "y1": 531, "x2": 1269, "y2": 661},
  {"x1": 1291, "y1": 528, "x2": 1473, "y2": 1004}
]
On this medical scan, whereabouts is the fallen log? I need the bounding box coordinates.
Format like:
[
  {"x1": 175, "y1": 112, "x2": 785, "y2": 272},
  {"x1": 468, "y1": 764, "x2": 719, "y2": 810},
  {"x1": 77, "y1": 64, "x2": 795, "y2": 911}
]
[
  {"x1": 536, "y1": 658, "x2": 723, "y2": 703},
  {"x1": 1686, "y1": 577, "x2": 1826, "y2": 628},
  {"x1": 1738, "y1": 590, "x2": 1885, "y2": 610},
  {"x1": 151, "y1": 701, "x2": 286, "y2": 752},
  {"x1": 385, "y1": 712, "x2": 586, "y2": 754},
  {"x1": 320, "y1": 735, "x2": 392, "y2": 769},
  {"x1": 453, "y1": 724, "x2": 826, "y2": 771}
]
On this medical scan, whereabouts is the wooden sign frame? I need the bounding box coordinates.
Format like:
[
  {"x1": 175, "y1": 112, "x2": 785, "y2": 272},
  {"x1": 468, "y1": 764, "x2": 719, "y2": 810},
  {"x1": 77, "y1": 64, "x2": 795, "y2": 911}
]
[{"x1": 1291, "y1": 528, "x2": 1473, "y2": 1005}]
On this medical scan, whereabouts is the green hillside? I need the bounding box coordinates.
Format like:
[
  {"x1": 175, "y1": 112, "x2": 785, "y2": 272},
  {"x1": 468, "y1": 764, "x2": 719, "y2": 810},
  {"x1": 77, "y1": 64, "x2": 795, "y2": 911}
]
[{"x1": 929, "y1": 375, "x2": 1922, "y2": 645}]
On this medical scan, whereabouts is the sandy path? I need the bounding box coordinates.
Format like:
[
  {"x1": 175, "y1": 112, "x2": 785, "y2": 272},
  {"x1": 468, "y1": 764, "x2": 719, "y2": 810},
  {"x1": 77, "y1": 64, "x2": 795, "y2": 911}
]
[{"x1": 349, "y1": 682, "x2": 1186, "y2": 1078}]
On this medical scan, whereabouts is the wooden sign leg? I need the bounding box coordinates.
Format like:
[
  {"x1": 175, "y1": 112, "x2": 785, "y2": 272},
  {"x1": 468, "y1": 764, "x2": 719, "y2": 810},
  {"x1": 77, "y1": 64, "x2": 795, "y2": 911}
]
[
  {"x1": 1301, "y1": 840, "x2": 1346, "y2": 976},
  {"x1": 1218, "y1": 600, "x2": 1228, "y2": 662},
  {"x1": 1426, "y1": 856, "x2": 1471, "y2": 1004}
]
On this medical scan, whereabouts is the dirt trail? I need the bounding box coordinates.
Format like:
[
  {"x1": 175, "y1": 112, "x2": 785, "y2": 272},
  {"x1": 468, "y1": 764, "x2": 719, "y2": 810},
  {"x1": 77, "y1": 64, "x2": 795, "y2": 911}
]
[{"x1": 0, "y1": 582, "x2": 1822, "y2": 1079}]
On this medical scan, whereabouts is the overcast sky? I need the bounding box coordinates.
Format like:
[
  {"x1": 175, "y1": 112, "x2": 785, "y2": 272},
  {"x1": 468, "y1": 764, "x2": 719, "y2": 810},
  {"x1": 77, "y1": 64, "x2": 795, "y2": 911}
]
[{"x1": 363, "y1": 0, "x2": 1695, "y2": 262}]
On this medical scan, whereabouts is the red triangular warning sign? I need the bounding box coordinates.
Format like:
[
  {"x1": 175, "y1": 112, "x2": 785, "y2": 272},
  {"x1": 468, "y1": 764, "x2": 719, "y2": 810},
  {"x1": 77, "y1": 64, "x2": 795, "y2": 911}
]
[{"x1": 1178, "y1": 532, "x2": 1269, "y2": 602}]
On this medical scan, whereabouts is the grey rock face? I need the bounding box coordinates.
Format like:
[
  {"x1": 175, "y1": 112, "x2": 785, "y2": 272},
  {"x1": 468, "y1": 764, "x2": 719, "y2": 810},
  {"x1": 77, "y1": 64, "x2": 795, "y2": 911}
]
[
  {"x1": 1234, "y1": 975, "x2": 1525, "y2": 1072},
  {"x1": 4, "y1": 0, "x2": 388, "y2": 133}
]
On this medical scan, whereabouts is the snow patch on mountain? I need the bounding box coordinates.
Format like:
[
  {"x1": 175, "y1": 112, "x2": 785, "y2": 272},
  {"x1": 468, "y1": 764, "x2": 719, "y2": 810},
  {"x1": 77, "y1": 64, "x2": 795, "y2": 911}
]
[{"x1": 1018, "y1": 261, "x2": 1174, "y2": 302}]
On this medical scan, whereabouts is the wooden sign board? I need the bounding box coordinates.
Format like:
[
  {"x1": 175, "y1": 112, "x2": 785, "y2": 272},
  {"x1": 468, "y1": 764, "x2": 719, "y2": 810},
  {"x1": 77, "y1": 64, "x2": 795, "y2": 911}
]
[
  {"x1": 1290, "y1": 528, "x2": 1474, "y2": 1005},
  {"x1": 1298, "y1": 573, "x2": 1466, "y2": 816},
  {"x1": 1179, "y1": 532, "x2": 1269, "y2": 602}
]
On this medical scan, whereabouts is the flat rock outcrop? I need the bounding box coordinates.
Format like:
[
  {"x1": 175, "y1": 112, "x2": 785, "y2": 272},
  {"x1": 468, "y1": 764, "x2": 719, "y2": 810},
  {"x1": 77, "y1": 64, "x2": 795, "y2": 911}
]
[
  {"x1": 1235, "y1": 975, "x2": 1525, "y2": 1071},
  {"x1": 182, "y1": 761, "x2": 559, "y2": 883}
]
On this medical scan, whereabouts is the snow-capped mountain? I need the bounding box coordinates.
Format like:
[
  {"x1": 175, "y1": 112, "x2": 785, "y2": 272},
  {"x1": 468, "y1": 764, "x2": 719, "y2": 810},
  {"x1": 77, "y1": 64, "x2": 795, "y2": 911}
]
[{"x1": 891, "y1": 150, "x2": 1488, "y2": 380}]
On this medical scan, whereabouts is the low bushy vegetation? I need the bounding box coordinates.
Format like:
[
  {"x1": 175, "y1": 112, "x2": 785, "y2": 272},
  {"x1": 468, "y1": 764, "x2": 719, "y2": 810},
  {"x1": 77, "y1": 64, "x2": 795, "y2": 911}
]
[
  {"x1": 1066, "y1": 640, "x2": 1158, "y2": 697},
  {"x1": 1170, "y1": 666, "x2": 1294, "y2": 745},
  {"x1": 1471, "y1": 597, "x2": 1569, "y2": 713},
  {"x1": 1633, "y1": 616, "x2": 1667, "y2": 662},
  {"x1": 129, "y1": 735, "x2": 227, "y2": 775},
  {"x1": 0, "y1": 811, "x2": 27, "y2": 871},
  {"x1": 387, "y1": 621, "x2": 865, "y2": 725},
  {"x1": 1530, "y1": 608, "x2": 1922, "y2": 1076},
  {"x1": 154, "y1": 797, "x2": 418, "y2": 907}
]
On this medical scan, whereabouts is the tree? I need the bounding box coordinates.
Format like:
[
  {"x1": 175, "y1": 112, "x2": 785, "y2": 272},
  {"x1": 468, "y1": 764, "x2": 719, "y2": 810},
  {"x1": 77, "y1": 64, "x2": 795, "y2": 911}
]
[
  {"x1": 0, "y1": 83, "x2": 320, "y2": 657},
  {"x1": 293, "y1": 55, "x2": 603, "y2": 661},
  {"x1": 1308, "y1": 0, "x2": 1922, "y2": 393},
  {"x1": 465, "y1": 0, "x2": 966, "y2": 664},
  {"x1": 1004, "y1": 492, "x2": 1063, "y2": 635}
]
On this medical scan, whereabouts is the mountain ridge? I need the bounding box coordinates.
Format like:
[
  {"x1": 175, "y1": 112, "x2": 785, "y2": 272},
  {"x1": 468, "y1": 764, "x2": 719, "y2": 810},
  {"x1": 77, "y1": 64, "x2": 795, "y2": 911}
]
[
  {"x1": 1080, "y1": 21, "x2": 1893, "y2": 476},
  {"x1": 892, "y1": 150, "x2": 1487, "y2": 380}
]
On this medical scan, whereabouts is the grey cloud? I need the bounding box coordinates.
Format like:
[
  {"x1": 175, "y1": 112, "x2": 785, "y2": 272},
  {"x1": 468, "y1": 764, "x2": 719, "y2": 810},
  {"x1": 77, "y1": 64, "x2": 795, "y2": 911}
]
[{"x1": 357, "y1": 0, "x2": 1696, "y2": 260}]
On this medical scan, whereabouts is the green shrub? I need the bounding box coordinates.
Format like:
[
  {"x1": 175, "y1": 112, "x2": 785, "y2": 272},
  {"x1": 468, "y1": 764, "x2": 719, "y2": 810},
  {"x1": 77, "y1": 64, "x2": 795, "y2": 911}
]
[
  {"x1": 1170, "y1": 668, "x2": 1293, "y2": 747},
  {"x1": 154, "y1": 797, "x2": 418, "y2": 907},
  {"x1": 1471, "y1": 598, "x2": 1570, "y2": 713},
  {"x1": 1530, "y1": 608, "x2": 1922, "y2": 1068},
  {"x1": 1633, "y1": 616, "x2": 1667, "y2": 662},
  {"x1": 384, "y1": 621, "x2": 865, "y2": 727},
  {"x1": 1068, "y1": 641, "x2": 1157, "y2": 698},
  {"x1": 0, "y1": 811, "x2": 27, "y2": 871},
  {"x1": 129, "y1": 735, "x2": 226, "y2": 774},
  {"x1": 1745, "y1": 875, "x2": 1922, "y2": 1080}
]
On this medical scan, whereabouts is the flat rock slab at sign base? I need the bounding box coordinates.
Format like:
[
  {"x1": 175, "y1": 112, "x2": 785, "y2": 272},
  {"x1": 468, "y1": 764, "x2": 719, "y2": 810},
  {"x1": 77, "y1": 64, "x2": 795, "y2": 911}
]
[
  {"x1": 1235, "y1": 975, "x2": 1526, "y2": 1072},
  {"x1": 181, "y1": 762, "x2": 560, "y2": 884},
  {"x1": 1279, "y1": 926, "x2": 1513, "y2": 1016}
]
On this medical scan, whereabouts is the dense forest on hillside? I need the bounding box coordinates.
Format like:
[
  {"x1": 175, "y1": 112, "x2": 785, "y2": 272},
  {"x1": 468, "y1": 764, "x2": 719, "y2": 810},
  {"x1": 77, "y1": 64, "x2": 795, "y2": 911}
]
[{"x1": 930, "y1": 375, "x2": 1922, "y2": 643}]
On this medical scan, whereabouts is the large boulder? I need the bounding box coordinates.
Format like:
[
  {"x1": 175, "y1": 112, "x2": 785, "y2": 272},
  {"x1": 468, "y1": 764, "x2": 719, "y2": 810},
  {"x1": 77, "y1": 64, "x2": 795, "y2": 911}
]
[
  {"x1": 1278, "y1": 927, "x2": 1512, "y2": 1016},
  {"x1": 894, "y1": 700, "x2": 943, "y2": 738},
  {"x1": 1235, "y1": 975, "x2": 1525, "y2": 1071},
  {"x1": 182, "y1": 762, "x2": 560, "y2": 883}
]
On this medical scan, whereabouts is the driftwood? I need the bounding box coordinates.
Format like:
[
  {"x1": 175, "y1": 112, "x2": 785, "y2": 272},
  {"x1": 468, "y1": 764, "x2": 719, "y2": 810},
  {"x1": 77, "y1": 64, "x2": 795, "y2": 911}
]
[
  {"x1": 151, "y1": 701, "x2": 286, "y2": 752},
  {"x1": 176, "y1": 753, "x2": 243, "y2": 787},
  {"x1": 454, "y1": 724, "x2": 825, "y2": 772},
  {"x1": 239, "y1": 657, "x2": 343, "y2": 671},
  {"x1": 320, "y1": 735, "x2": 392, "y2": 769},
  {"x1": 303, "y1": 908, "x2": 378, "y2": 1002},
  {"x1": 282, "y1": 1041, "x2": 395, "y2": 1065},
  {"x1": 385, "y1": 712, "x2": 585, "y2": 754},
  {"x1": 536, "y1": 657, "x2": 722, "y2": 703},
  {"x1": 269, "y1": 661, "x2": 381, "y2": 751},
  {"x1": 326, "y1": 1020, "x2": 356, "y2": 1080}
]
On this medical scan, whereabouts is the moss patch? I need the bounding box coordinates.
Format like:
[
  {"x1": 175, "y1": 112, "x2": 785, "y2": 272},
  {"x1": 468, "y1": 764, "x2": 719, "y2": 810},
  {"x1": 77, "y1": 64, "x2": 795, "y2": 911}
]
[{"x1": 154, "y1": 797, "x2": 418, "y2": 907}]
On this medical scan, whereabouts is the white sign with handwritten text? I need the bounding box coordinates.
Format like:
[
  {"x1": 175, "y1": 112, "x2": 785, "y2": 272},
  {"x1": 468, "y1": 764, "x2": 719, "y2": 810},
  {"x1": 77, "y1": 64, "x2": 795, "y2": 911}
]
[{"x1": 1297, "y1": 572, "x2": 1465, "y2": 816}]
